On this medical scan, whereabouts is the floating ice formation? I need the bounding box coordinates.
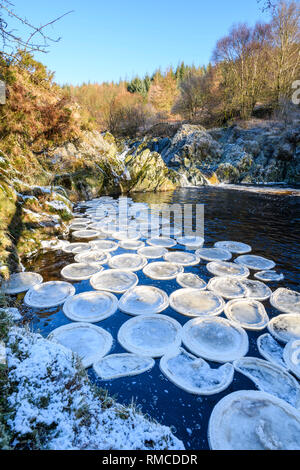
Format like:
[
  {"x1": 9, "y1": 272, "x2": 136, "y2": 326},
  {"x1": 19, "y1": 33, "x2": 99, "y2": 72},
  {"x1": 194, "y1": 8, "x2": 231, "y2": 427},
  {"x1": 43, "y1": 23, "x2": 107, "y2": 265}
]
[
  {"x1": 147, "y1": 237, "x2": 177, "y2": 248},
  {"x1": 176, "y1": 236, "x2": 204, "y2": 249},
  {"x1": 89, "y1": 240, "x2": 119, "y2": 252},
  {"x1": 1, "y1": 272, "x2": 43, "y2": 294},
  {"x1": 182, "y1": 316, "x2": 248, "y2": 363},
  {"x1": 118, "y1": 239, "x2": 145, "y2": 250},
  {"x1": 257, "y1": 333, "x2": 287, "y2": 370},
  {"x1": 117, "y1": 314, "x2": 182, "y2": 358},
  {"x1": 224, "y1": 299, "x2": 269, "y2": 330},
  {"x1": 61, "y1": 263, "x2": 102, "y2": 281},
  {"x1": 108, "y1": 253, "x2": 148, "y2": 271},
  {"x1": 63, "y1": 242, "x2": 91, "y2": 254},
  {"x1": 41, "y1": 239, "x2": 70, "y2": 251},
  {"x1": 254, "y1": 270, "x2": 284, "y2": 282},
  {"x1": 235, "y1": 254, "x2": 276, "y2": 271},
  {"x1": 206, "y1": 261, "x2": 250, "y2": 279},
  {"x1": 163, "y1": 251, "x2": 200, "y2": 266},
  {"x1": 69, "y1": 223, "x2": 89, "y2": 232},
  {"x1": 207, "y1": 276, "x2": 248, "y2": 300},
  {"x1": 72, "y1": 230, "x2": 100, "y2": 240},
  {"x1": 214, "y1": 241, "x2": 252, "y2": 254},
  {"x1": 74, "y1": 249, "x2": 111, "y2": 265},
  {"x1": 118, "y1": 285, "x2": 169, "y2": 316},
  {"x1": 90, "y1": 269, "x2": 138, "y2": 294},
  {"x1": 270, "y1": 287, "x2": 300, "y2": 315},
  {"x1": 208, "y1": 390, "x2": 300, "y2": 450},
  {"x1": 233, "y1": 357, "x2": 300, "y2": 408},
  {"x1": 93, "y1": 353, "x2": 155, "y2": 380},
  {"x1": 195, "y1": 247, "x2": 232, "y2": 262},
  {"x1": 268, "y1": 314, "x2": 300, "y2": 343},
  {"x1": 48, "y1": 322, "x2": 113, "y2": 368},
  {"x1": 143, "y1": 262, "x2": 183, "y2": 280},
  {"x1": 283, "y1": 340, "x2": 300, "y2": 380},
  {"x1": 63, "y1": 291, "x2": 118, "y2": 323},
  {"x1": 137, "y1": 246, "x2": 168, "y2": 259},
  {"x1": 160, "y1": 348, "x2": 234, "y2": 395},
  {"x1": 176, "y1": 273, "x2": 207, "y2": 290},
  {"x1": 170, "y1": 288, "x2": 225, "y2": 317},
  {"x1": 24, "y1": 281, "x2": 75, "y2": 308},
  {"x1": 242, "y1": 279, "x2": 272, "y2": 301}
]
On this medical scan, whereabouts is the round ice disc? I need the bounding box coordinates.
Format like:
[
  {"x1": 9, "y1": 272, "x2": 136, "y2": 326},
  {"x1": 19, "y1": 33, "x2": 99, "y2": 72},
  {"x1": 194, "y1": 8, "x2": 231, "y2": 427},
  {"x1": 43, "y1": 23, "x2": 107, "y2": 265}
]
[
  {"x1": 182, "y1": 316, "x2": 248, "y2": 363},
  {"x1": 111, "y1": 231, "x2": 141, "y2": 241},
  {"x1": 89, "y1": 240, "x2": 119, "y2": 252},
  {"x1": 233, "y1": 357, "x2": 300, "y2": 408},
  {"x1": 118, "y1": 239, "x2": 145, "y2": 251},
  {"x1": 176, "y1": 273, "x2": 207, "y2": 290},
  {"x1": 257, "y1": 333, "x2": 286, "y2": 370},
  {"x1": 195, "y1": 247, "x2": 232, "y2": 262},
  {"x1": 93, "y1": 353, "x2": 155, "y2": 380},
  {"x1": 206, "y1": 261, "x2": 250, "y2": 279},
  {"x1": 72, "y1": 230, "x2": 100, "y2": 240},
  {"x1": 61, "y1": 263, "x2": 102, "y2": 281},
  {"x1": 207, "y1": 276, "x2": 248, "y2": 300},
  {"x1": 143, "y1": 262, "x2": 183, "y2": 280},
  {"x1": 147, "y1": 237, "x2": 177, "y2": 248},
  {"x1": 63, "y1": 243, "x2": 91, "y2": 254},
  {"x1": 24, "y1": 281, "x2": 75, "y2": 308},
  {"x1": 108, "y1": 254, "x2": 147, "y2": 271},
  {"x1": 254, "y1": 270, "x2": 284, "y2": 282},
  {"x1": 137, "y1": 246, "x2": 168, "y2": 259},
  {"x1": 208, "y1": 390, "x2": 300, "y2": 450},
  {"x1": 63, "y1": 291, "x2": 118, "y2": 323},
  {"x1": 118, "y1": 285, "x2": 169, "y2": 316},
  {"x1": 159, "y1": 348, "x2": 234, "y2": 396},
  {"x1": 176, "y1": 236, "x2": 204, "y2": 248},
  {"x1": 235, "y1": 254, "x2": 275, "y2": 271},
  {"x1": 90, "y1": 269, "x2": 138, "y2": 294},
  {"x1": 268, "y1": 314, "x2": 300, "y2": 344},
  {"x1": 214, "y1": 241, "x2": 252, "y2": 254},
  {"x1": 117, "y1": 314, "x2": 182, "y2": 358},
  {"x1": 170, "y1": 288, "x2": 225, "y2": 317},
  {"x1": 270, "y1": 288, "x2": 300, "y2": 315},
  {"x1": 74, "y1": 250, "x2": 111, "y2": 265},
  {"x1": 69, "y1": 223, "x2": 89, "y2": 232},
  {"x1": 163, "y1": 251, "x2": 200, "y2": 266},
  {"x1": 72, "y1": 217, "x2": 89, "y2": 224},
  {"x1": 242, "y1": 279, "x2": 272, "y2": 301},
  {"x1": 1, "y1": 272, "x2": 43, "y2": 294},
  {"x1": 48, "y1": 322, "x2": 113, "y2": 368},
  {"x1": 225, "y1": 299, "x2": 269, "y2": 330},
  {"x1": 283, "y1": 340, "x2": 300, "y2": 380}
]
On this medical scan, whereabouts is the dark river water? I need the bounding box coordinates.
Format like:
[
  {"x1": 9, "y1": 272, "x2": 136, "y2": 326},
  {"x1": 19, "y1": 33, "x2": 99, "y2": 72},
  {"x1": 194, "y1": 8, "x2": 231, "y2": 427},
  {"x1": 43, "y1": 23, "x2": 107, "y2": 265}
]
[{"x1": 23, "y1": 186, "x2": 300, "y2": 450}]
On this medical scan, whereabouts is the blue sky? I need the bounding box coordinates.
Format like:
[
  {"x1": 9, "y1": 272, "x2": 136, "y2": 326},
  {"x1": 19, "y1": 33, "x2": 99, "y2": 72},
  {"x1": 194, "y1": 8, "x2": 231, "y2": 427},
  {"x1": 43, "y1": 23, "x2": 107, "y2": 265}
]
[{"x1": 11, "y1": 0, "x2": 270, "y2": 85}]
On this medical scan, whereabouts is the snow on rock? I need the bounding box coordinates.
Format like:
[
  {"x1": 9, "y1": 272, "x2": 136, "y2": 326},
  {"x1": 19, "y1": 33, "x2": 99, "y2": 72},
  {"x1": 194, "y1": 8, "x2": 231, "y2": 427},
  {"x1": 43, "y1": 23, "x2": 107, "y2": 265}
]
[{"x1": 6, "y1": 327, "x2": 184, "y2": 450}]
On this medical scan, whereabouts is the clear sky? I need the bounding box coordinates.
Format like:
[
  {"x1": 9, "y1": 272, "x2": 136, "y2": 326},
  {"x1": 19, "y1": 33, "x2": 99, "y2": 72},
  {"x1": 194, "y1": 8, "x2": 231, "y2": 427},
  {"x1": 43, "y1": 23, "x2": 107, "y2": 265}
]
[{"x1": 11, "y1": 0, "x2": 271, "y2": 85}]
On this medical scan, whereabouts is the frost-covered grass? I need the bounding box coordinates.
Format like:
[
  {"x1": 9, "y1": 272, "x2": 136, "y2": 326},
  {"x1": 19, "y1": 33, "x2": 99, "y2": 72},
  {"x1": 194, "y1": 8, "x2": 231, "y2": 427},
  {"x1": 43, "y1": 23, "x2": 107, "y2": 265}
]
[{"x1": 1, "y1": 322, "x2": 184, "y2": 450}]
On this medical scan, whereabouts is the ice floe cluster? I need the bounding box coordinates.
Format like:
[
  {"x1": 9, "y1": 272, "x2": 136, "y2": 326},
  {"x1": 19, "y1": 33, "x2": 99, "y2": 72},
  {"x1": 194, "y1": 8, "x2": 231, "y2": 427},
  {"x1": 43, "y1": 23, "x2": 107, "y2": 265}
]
[{"x1": 2, "y1": 195, "x2": 300, "y2": 450}]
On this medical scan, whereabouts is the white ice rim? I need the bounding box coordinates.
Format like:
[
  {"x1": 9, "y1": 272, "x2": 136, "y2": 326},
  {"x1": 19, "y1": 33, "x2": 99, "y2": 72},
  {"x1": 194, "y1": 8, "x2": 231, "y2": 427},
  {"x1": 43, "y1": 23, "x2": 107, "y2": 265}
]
[
  {"x1": 159, "y1": 347, "x2": 234, "y2": 396},
  {"x1": 182, "y1": 316, "x2": 249, "y2": 363},
  {"x1": 137, "y1": 246, "x2": 168, "y2": 259},
  {"x1": 108, "y1": 254, "x2": 148, "y2": 271},
  {"x1": 146, "y1": 237, "x2": 177, "y2": 248},
  {"x1": 268, "y1": 314, "x2": 300, "y2": 344},
  {"x1": 207, "y1": 276, "x2": 248, "y2": 300},
  {"x1": 207, "y1": 390, "x2": 300, "y2": 450},
  {"x1": 74, "y1": 250, "x2": 111, "y2": 265},
  {"x1": 224, "y1": 298, "x2": 269, "y2": 330},
  {"x1": 242, "y1": 279, "x2": 272, "y2": 301},
  {"x1": 24, "y1": 281, "x2": 76, "y2": 308},
  {"x1": 176, "y1": 273, "x2": 207, "y2": 290},
  {"x1": 234, "y1": 254, "x2": 276, "y2": 271},
  {"x1": 195, "y1": 247, "x2": 232, "y2": 262},
  {"x1": 1, "y1": 272, "x2": 43, "y2": 294},
  {"x1": 93, "y1": 353, "x2": 155, "y2": 380},
  {"x1": 90, "y1": 269, "x2": 139, "y2": 294},
  {"x1": 61, "y1": 263, "x2": 103, "y2": 281},
  {"x1": 142, "y1": 262, "x2": 184, "y2": 280},
  {"x1": 118, "y1": 285, "x2": 169, "y2": 316},
  {"x1": 89, "y1": 240, "x2": 119, "y2": 252},
  {"x1": 163, "y1": 251, "x2": 200, "y2": 266},
  {"x1": 257, "y1": 333, "x2": 287, "y2": 370},
  {"x1": 72, "y1": 230, "x2": 100, "y2": 239},
  {"x1": 170, "y1": 288, "x2": 225, "y2": 317},
  {"x1": 118, "y1": 240, "x2": 145, "y2": 250},
  {"x1": 206, "y1": 261, "x2": 250, "y2": 279},
  {"x1": 63, "y1": 291, "x2": 118, "y2": 323},
  {"x1": 270, "y1": 287, "x2": 300, "y2": 315},
  {"x1": 48, "y1": 322, "x2": 113, "y2": 368},
  {"x1": 117, "y1": 314, "x2": 182, "y2": 358},
  {"x1": 283, "y1": 340, "x2": 300, "y2": 380},
  {"x1": 63, "y1": 243, "x2": 91, "y2": 254},
  {"x1": 176, "y1": 236, "x2": 204, "y2": 248},
  {"x1": 254, "y1": 270, "x2": 285, "y2": 282},
  {"x1": 232, "y1": 356, "x2": 300, "y2": 408},
  {"x1": 214, "y1": 240, "x2": 252, "y2": 254}
]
